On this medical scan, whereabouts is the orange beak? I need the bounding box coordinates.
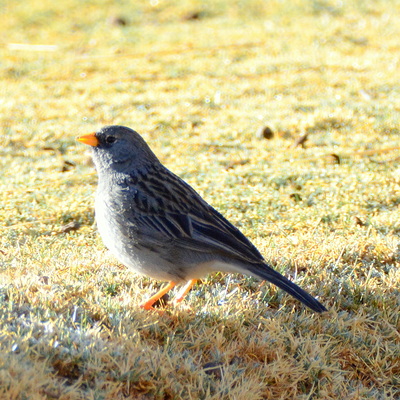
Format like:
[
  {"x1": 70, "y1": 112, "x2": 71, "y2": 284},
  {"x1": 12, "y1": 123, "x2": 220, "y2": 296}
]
[{"x1": 76, "y1": 132, "x2": 99, "y2": 147}]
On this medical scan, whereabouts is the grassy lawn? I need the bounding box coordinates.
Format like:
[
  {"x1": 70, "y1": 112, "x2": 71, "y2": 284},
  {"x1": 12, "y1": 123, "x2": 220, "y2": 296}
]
[{"x1": 1, "y1": 0, "x2": 399, "y2": 398}]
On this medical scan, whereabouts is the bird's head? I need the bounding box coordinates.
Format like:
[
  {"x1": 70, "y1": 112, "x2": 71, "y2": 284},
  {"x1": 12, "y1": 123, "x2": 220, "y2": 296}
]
[{"x1": 77, "y1": 125, "x2": 159, "y2": 174}]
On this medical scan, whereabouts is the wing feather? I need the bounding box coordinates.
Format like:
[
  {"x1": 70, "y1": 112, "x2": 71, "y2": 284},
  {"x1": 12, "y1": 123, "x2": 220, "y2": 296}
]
[{"x1": 122, "y1": 165, "x2": 265, "y2": 264}]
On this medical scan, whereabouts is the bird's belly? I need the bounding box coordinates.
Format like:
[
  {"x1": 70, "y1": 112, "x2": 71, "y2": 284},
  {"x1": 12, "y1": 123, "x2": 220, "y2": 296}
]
[{"x1": 95, "y1": 195, "x2": 186, "y2": 281}]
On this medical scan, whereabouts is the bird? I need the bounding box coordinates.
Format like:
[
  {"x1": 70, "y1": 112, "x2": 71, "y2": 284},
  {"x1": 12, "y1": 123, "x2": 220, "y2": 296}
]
[{"x1": 77, "y1": 125, "x2": 327, "y2": 313}]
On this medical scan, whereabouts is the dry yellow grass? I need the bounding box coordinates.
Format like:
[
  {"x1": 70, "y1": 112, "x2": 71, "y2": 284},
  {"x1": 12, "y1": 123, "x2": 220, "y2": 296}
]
[{"x1": 1, "y1": 0, "x2": 400, "y2": 398}]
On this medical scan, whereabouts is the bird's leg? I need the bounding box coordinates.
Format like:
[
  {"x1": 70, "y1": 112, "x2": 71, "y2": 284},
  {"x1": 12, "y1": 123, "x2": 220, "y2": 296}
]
[
  {"x1": 173, "y1": 279, "x2": 198, "y2": 305},
  {"x1": 140, "y1": 281, "x2": 176, "y2": 310}
]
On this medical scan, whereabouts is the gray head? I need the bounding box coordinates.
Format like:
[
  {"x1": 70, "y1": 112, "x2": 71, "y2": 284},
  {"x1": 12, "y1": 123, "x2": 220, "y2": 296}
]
[{"x1": 77, "y1": 125, "x2": 159, "y2": 174}]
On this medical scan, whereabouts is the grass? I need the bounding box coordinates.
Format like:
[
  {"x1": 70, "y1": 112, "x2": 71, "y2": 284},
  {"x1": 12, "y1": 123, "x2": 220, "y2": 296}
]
[{"x1": 1, "y1": 0, "x2": 400, "y2": 398}]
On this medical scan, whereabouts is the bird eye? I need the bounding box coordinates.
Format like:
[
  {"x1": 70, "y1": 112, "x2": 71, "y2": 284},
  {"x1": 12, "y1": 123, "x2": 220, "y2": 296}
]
[{"x1": 106, "y1": 136, "x2": 116, "y2": 144}]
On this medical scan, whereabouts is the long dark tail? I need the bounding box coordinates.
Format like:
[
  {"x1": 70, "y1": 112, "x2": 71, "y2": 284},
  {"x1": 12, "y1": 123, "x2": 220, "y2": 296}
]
[{"x1": 247, "y1": 263, "x2": 327, "y2": 313}]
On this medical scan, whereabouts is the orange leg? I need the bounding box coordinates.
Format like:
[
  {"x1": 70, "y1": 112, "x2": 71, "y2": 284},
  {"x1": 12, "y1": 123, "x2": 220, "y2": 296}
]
[
  {"x1": 173, "y1": 279, "x2": 198, "y2": 305},
  {"x1": 140, "y1": 281, "x2": 176, "y2": 310}
]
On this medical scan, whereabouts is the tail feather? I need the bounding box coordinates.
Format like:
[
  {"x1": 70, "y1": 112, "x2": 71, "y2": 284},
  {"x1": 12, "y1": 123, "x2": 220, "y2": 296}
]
[{"x1": 248, "y1": 263, "x2": 327, "y2": 313}]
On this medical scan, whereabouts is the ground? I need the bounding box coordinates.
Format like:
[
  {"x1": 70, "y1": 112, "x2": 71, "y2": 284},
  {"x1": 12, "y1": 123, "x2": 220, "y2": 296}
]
[{"x1": 0, "y1": 0, "x2": 399, "y2": 399}]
